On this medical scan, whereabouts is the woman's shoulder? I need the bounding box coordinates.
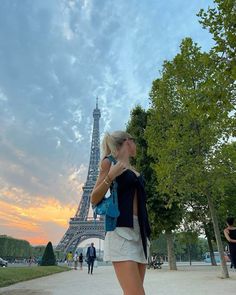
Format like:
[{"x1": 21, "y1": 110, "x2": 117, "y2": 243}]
[
  {"x1": 226, "y1": 227, "x2": 236, "y2": 232},
  {"x1": 100, "y1": 157, "x2": 112, "y2": 170}
]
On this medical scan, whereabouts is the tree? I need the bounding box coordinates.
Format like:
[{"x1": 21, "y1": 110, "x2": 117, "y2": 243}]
[
  {"x1": 176, "y1": 231, "x2": 198, "y2": 265},
  {"x1": 126, "y1": 105, "x2": 182, "y2": 270},
  {"x1": 150, "y1": 234, "x2": 168, "y2": 259},
  {"x1": 41, "y1": 241, "x2": 56, "y2": 266},
  {"x1": 152, "y1": 233, "x2": 209, "y2": 262},
  {"x1": 181, "y1": 194, "x2": 218, "y2": 266},
  {"x1": 32, "y1": 246, "x2": 46, "y2": 259},
  {"x1": 149, "y1": 196, "x2": 183, "y2": 270},
  {"x1": 0, "y1": 235, "x2": 32, "y2": 260},
  {"x1": 146, "y1": 38, "x2": 234, "y2": 278}
]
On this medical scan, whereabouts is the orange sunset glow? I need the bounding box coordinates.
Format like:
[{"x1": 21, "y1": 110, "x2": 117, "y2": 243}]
[{"x1": 0, "y1": 189, "x2": 77, "y2": 245}]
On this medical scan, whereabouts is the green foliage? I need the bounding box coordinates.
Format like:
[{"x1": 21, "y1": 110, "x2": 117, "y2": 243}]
[
  {"x1": 148, "y1": 197, "x2": 183, "y2": 235},
  {"x1": 150, "y1": 234, "x2": 167, "y2": 256},
  {"x1": 146, "y1": 37, "x2": 235, "y2": 202},
  {"x1": 145, "y1": 34, "x2": 234, "y2": 277},
  {"x1": 0, "y1": 235, "x2": 32, "y2": 260},
  {"x1": 32, "y1": 246, "x2": 46, "y2": 259},
  {"x1": 126, "y1": 105, "x2": 155, "y2": 197},
  {"x1": 41, "y1": 241, "x2": 56, "y2": 266},
  {"x1": 197, "y1": 0, "x2": 236, "y2": 80},
  {"x1": 126, "y1": 106, "x2": 183, "y2": 237},
  {"x1": 210, "y1": 141, "x2": 236, "y2": 227},
  {"x1": 151, "y1": 233, "x2": 209, "y2": 262},
  {"x1": 54, "y1": 250, "x2": 66, "y2": 261}
]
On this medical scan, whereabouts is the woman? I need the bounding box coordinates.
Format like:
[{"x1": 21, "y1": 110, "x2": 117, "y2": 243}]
[
  {"x1": 91, "y1": 131, "x2": 151, "y2": 295},
  {"x1": 78, "y1": 253, "x2": 83, "y2": 270},
  {"x1": 66, "y1": 251, "x2": 73, "y2": 268},
  {"x1": 224, "y1": 217, "x2": 236, "y2": 269},
  {"x1": 73, "y1": 251, "x2": 78, "y2": 270}
]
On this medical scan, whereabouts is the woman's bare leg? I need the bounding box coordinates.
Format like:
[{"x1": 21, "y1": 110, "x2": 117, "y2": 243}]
[
  {"x1": 138, "y1": 263, "x2": 146, "y2": 283},
  {"x1": 113, "y1": 261, "x2": 145, "y2": 295}
]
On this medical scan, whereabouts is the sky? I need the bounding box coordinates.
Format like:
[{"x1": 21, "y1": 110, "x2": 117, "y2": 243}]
[{"x1": 0, "y1": 0, "x2": 214, "y2": 246}]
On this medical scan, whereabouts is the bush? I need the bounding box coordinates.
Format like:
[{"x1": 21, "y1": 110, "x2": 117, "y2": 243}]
[{"x1": 41, "y1": 242, "x2": 56, "y2": 266}]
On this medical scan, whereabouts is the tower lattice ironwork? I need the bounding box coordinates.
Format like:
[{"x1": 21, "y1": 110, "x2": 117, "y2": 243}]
[{"x1": 56, "y1": 99, "x2": 105, "y2": 253}]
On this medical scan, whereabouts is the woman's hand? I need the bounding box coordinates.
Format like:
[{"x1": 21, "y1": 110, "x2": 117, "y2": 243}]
[
  {"x1": 108, "y1": 141, "x2": 130, "y2": 180},
  {"x1": 108, "y1": 160, "x2": 128, "y2": 180}
]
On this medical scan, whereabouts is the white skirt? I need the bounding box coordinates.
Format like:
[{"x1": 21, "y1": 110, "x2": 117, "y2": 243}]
[{"x1": 103, "y1": 215, "x2": 150, "y2": 264}]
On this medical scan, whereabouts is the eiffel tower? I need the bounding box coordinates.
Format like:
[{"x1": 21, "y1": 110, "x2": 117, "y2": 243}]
[{"x1": 56, "y1": 98, "x2": 105, "y2": 253}]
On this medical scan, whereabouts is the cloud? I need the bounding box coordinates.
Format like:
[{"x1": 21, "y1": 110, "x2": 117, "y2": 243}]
[
  {"x1": 0, "y1": 194, "x2": 75, "y2": 245},
  {"x1": 0, "y1": 0, "x2": 214, "y2": 244}
]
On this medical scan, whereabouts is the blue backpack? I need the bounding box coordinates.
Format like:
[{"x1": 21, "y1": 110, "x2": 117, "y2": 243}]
[{"x1": 93, "y1": 155, "x2": 120, "y2": 231}]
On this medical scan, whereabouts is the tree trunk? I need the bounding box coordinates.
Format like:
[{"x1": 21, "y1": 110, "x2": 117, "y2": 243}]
[
  {"x1": 165, "y1": 230, "x2": 177, "y2": 270},
  {"x1": 205, "y1": 227, "x2": 217, "y2": 266},
  {"x1": 207, "y1": 194, "x2": 229, "y2": 278},
  {"x1": 188, "y1": 244, "x2": 192, "y2": 266}
]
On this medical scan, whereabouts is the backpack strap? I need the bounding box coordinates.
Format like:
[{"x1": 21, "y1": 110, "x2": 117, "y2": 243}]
[
  {"x1": 93, "y1": 155, "x2": 118, "y2": 221},
  {"x1": 105, "y1": 155, "x2": 117, "y2": 190},
  {"x1": 105, "y1": 154, "x2": 117, "y2": 165},
  {"x1": 103, "y1": 155, "x2": 118, "y2": 205},
  {"x1": 104, "y1": 155, "x2": 119, "y2": 231}
]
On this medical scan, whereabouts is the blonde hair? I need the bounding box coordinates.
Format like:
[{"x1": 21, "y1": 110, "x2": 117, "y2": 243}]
[{"x1": 101, "y1": 130, "x2": 132, "y2": 160}]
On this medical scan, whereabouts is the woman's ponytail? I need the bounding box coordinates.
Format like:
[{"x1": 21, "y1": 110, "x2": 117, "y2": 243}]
[{"x1": 101, "y1": 132, "x2": 112, "y2": 159}]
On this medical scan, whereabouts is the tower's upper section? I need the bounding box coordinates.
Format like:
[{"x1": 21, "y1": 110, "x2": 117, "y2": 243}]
[
  {"x1": 93, "y1": 97, "x2": 101, "y2": 119},
  {"x1": 74, "y1": 97, "x2": 102, "y2": 219}
]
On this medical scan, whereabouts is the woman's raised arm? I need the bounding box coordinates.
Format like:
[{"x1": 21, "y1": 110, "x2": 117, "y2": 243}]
[{"x1": 90, "y1": 158, "x2": 112, "y2": 206}]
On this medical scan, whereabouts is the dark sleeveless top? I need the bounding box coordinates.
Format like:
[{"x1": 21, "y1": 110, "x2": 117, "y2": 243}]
[
  {"x1": 105, "y1": 156, "x2": 151, "y2": 259},
  {"x1": 229, "y1": 229, "x2": 236, "y2": 242},
  {"x1": 228, "y1": 229, "x2": 236, "y2": 268}
]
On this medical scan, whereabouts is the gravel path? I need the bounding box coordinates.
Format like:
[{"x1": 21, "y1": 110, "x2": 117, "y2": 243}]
[{"x1": 0, "y1": 265, "x2": 235, "y2": 295}]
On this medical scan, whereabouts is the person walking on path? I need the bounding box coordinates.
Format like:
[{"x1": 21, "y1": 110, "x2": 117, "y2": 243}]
[
  {"x1": 66, "y1": 251, "x2": 73, "y2": 268},
  {"x1": 224, "y1": 217, "x2": 236, "y2": 270},
  {"x1": 86, "y1": 243, "x2": 96, "y2": 274},
  {"x1": 73, "y1": 251, "x2": 78, "y2": 270},
  {"x1": 28, "y1": 256, "x2": 33, "y2": 266},
  {"x1": 91, "y1": 131, "x2": 151, "y2": 295},
  {"x1": 79, "y1": 253, "x2": 84, "y2": 270}
]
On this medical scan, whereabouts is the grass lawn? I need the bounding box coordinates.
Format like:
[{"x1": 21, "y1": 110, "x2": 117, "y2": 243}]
[{"x1": 0, "y1": 266, "x2": 70, "y2": 287}]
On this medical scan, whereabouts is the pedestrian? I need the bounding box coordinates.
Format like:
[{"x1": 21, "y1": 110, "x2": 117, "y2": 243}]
[
  {"x1": 79, "y1": 253, "x2": 83, "y2": 270},
  {"x1": 224, "y1": 217, "x2": 236, "y2": 270},
  {"x1": 66, "y1": 251, "x2": 73, "y2": 268},
  {"x1": 73, "y1": 251, "x2": 78, "y2": 270},
  {"x1": 28, "y1": 256, "x2": 33, "y2": 266},
  {"x1": 86, "y1": 243, "x2": 96, "y2": 274},
  {"x1": 91, "y1": 131, "x2": 151, "y2": 295}
]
